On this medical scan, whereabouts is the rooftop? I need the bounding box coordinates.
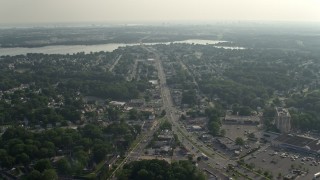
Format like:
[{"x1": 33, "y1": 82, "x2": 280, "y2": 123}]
[
  {"x1": 276, "y1": 107, "x2": 291, "y2": 117},
  {"x1": 224, "y1": 115, "x2": 260, "y2": 122},
  {"x1": 275, "y1": 134, "x2": 320, "y2": 152}
]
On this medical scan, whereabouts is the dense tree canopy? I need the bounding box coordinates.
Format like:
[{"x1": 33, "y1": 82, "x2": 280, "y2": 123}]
[
  {"x1": 0, "y1": 122, "x2": 139, "y2": 177},
  {"x1": 117, "y1": 159, "x2": 205, "y2": 180},
  {"x1": 0, "y1": 51, "x2": 150, "y2": 126}
]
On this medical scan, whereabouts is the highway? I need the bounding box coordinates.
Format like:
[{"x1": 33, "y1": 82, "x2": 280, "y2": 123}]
[
  {"x1": 147, "y1": 45, "x2": 231, "y2": 179},
  {"x1": 109, "y1": 44, "x2": 260, "y2": 180},
  {"x1": 148, "y1": 45, "x2": 269, "y2": 180}
]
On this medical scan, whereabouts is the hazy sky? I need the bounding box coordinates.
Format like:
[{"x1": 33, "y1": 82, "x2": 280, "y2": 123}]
[{"x1": 0, "y1": 0, "x2": 320, "y2": 24}]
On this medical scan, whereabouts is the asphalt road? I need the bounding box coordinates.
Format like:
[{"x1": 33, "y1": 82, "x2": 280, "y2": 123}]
[
  {"x1": 147, "y1": 45, "x2": 231, "y2": 180},
  {"x1": 109, "y1": 44, "x2": 263, "y2": 180},
  {"x1": 108, "y1": 118, "x2": 161, "y2": 179}
]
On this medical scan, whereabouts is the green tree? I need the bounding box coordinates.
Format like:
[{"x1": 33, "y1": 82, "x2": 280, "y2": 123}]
[
  {"x1": 56, "y1": 157, "x2": 72, "y2": 175},
  {"x1": 248, "y1": 133, "x2": 256, "y2": 139},
  {"x1": 92, "y1": 144, "x2": 108, "y2": 163},
  {"x1": 235, "y1": 137, "x2": 245, "y2": 146},
  {"x1": 238, "y1": 106, "x2": 252, "y2": 116},
  {"x1": 129, "y1": 108, "x2": 139, "y2": 120},
  {"x1": 160, "y1": 120, "x2": 172, "y2": 130},
  {"x1": 197, "y1": 156, "x2": 201, "y2": 161},
  {"x1": 117, "y1": 159, "x2": 204, "y2": 180},
  {"x1": 34, "y1": 159, "x2": 52, "y2": 172},
  {"x1": 16, "y1": 153, "x2": 30, "y2": 165},
  {"x1": 181, "y1": 90, "x2": 197, "y2": 105},
  {"x1": 74, "y1": 150, "x2": 89, "y2": 166},
  {"x1": 26, "y1": 170, "x2": 42, "y2": 180},
  {"x1": 208, "y1": 121, "x2": 220, "y2": 136},
  {"x1": 137, "y1": 169, "x2": 150, "y2": 179},
  {"x1": 42, "y1": 169, "x2": 58, "y2": 180},
  {"x1": 161, "y1": 110, "x2": 166, "y2": 117}
]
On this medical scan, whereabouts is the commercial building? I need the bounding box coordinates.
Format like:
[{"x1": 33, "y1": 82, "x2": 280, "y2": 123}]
[
  {"x1": 275, "y1": 107, "x2": 291, "y2": 133},
  {"x1": 272, "y1": 134, "x2": 320, "y2": 155},
  {"x1": 223, "y1": 115, "x2": 260, "y2": 125}
]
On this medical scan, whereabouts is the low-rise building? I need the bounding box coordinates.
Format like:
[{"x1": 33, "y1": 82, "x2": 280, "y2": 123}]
[
  {"x1": 272, "y1": 134, "x2": 320, "y2": 155},
  {"x1": 215, "y1": 137, "x2": 240, "y2": 151},
  {"x1": 191, "y1": 125, "x2": 202, "y2": 131},
  {"x1": 129, "y1": 99, "x2": 145, "y2": 107},
  {"x1": 223, "y1": 115, "x2": 260, "y2": 125},
  {"x1": 109, "y1": 101, "x2": 126, "y2": 108}
]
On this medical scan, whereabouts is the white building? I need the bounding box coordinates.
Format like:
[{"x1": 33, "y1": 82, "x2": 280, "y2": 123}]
[{"x1": 275, "y1": 107, "x2": 291, "y2": 133}]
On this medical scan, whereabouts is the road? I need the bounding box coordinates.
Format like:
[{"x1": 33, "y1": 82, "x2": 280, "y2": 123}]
[
  {"x1": 109, "y1": 44, "x2": 262, "y2": 180},
  {"x1": 108, "y1": 120, "x2": 161, "y2": 179},
  {"x1": 127, "y1": 59, "x2": 144, "y2": 81},
  {"x1": 109, "y1": 54, "x2": 122, "y2": 72},
  {"x1": 179, "y1": 60, "x2": 200, "y2": 91},
  {"x1": 144, "y1": 45, "x2": 231, "y2": 179},
  {"x1": 127, "y1": 120, "x2": 162, "y2": 162},
  {"x1": 146, "y1": 44, "x2": 270, "y2": 180}
]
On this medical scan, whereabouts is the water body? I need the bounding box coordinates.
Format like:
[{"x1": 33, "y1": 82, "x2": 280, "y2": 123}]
[
  {"x1": 213, "y1": 46, "x2": 246, "y2": 50},
  {"x1": 0, "y1": 39, "x2": 242, "y2": 56}
]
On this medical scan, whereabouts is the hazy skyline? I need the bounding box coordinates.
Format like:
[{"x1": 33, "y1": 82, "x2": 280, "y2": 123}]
[{"x1": 1, "y1": 0, "x2": 320, "y2": 24}]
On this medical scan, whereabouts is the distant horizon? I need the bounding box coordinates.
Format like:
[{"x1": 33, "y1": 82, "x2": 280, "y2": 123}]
[
  {"x1": 1, "y1": 20, "x2": 320, "y2": 29},
  {"x1": 1, "y1": 0, "x2": 320, "y2": 26}
]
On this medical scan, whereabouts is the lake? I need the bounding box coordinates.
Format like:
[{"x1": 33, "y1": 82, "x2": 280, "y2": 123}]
[{"x1": 0, "y1": 39, "x2": 238, "y2": 56}]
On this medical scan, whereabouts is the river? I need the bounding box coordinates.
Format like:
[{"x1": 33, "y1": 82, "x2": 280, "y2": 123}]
[{"x1": 0, "y1": 39, "x2": 244, "y2": 56}]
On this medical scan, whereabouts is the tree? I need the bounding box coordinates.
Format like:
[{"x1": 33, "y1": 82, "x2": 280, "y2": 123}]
[
  {"x1": 74, "y1": 150, "x2": 89, "y2": 166},
  {"x1": 161, "y1": 110, "x2": 166, "y2": 117},
  {"x1": 160, "y1": 120, "x2": 172, "y2": 130},
  {"x1": 235, "y1": 137, "x2": 244, "y2": 146},
  {"x1": 56, "y1": 157, "x2": 72, "y2": 175},
  {"x1": 273, "y1": 98, "x2": 281, "y2": 106},
  {"x1": 16, "y1": 153, "x2": 30, "y2": 165},
  {"x1": 129, "y1": 108, "x2": 139, "y2": 120},
  {"x1": 82, "y1": 124, "x2": 102, "y2": 139},
  {"x1": 34, "y1": 159, "x2": 52, "y2": 172},
  {"x1": 42, "y1": 169, "x2": 58, "y2": 180},
  {"x1": 248, "y1": 133, "x2": 256, "y2": 139},
  {"x1": 197, "y1": 156, "x2": 201, "y2": 161},
  {"x1": 180, "y1": 114, "x2": 186, "y2": 120},
  {"x1": 238, "y1": 106, "x2": 252, "y2": 116},
  {"x1": 107, "y1": 107, "x2": 120, "y2": 121},
  {"x1": 93, "y1": 144, "x2": 108, "y2": 163},
  {"x1": 26, "y1": 170, "x2": 42, "y2": 180},
  {"x1": 117, "y1": 159, "x2": 205, "y2": 180},
  {"x1": 137, "y1": 169, "x2": 150, "y2": 179},
  {"x1": 248, "y1": 163, "x2": 255, "y2": 169},
  {"x1": 181, "y1": 90, "x2": 197, "y2": 106},
  {"x1": 0, "y1": 154, "x2": 15, "y2": 168},
  {"x1": 208, "y1": 121, "x2": 220, "y2": 136}
]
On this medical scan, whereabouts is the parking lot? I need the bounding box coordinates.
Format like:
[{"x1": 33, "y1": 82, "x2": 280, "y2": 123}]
[
  {"x1": 222, "y1": 124, "x2": 260, "y2": 141},
  {"x1": 246, "y1": 146, "x2": 320, "y2": 179}
]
